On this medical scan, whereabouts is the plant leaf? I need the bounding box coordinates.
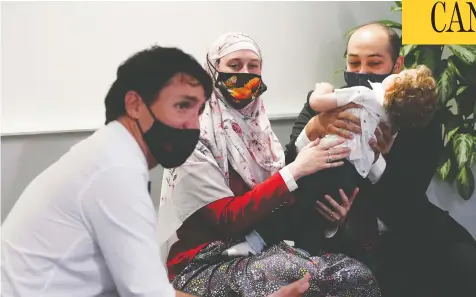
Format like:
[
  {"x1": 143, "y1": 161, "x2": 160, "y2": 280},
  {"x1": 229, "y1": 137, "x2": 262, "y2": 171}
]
[
  {"x1": 447, "y1": 98, "x2": 460, "y2": 116},
  {"x1": 448, "y1": 54, "x2": 476, "y2": 86},
  {"x1": 445, "y1": 127, "x2": 460, "y2": 146},
  {"x1": 447, "y1": 45, "x2": 476, "y2": 65},
  {"x1": 440, "y1": 104, "x2": 463, "y2": 135},
  {"x1": 416, "y1": 46, "x2": 441, "y2": 75},
  {"x1": 436, "y1": 157, "x2": 452, "y2": 180},
  {"x1": 473, "y1": 97, "x2": 476, "y2": 125},
  {"x1": 471, "y1": 151, "x2": 476, "y2": 166},
  {"x1": 456, "y1": 85, "x2": 468, "y2": 97},
  {"x1": 401, "y1": 44, "x2": 417, "y2": 57},
  {"x1": 404, "y1": 52, "x2": 417, "y2": 69},
  {"x1": 453, "y1": 133, "x2": 474, "y2": 168},
  {"x1": 447, "y1": 54, "x2": 462, "y2": 78},
  {"x1": 436, "y1": 145, "x2": 458, "y2": 182},
  {"x1": 448, "y1": 55, "x2": 464, "y2": 79},
  {"x1": 375, "y1": 20, "x2": 402, "y2": 30},
  {"x1": 456, "y1": 85, "x2": 476, "y2": 117},
  {"x1": 395, "y1": 1, "x2": 402, "y2": 8},
  {"x1": 437, "y1": 66, "x2": 457, "y2": 105},
  {"x1": 434, "y1": 58, "x2": 448, "y2": 81},
  {"x1": 391, "y1": 6, "x2": 402, "y2": 13},
  {"x1": 456, "y1": 166, "x2": 475, "y2": 200}
]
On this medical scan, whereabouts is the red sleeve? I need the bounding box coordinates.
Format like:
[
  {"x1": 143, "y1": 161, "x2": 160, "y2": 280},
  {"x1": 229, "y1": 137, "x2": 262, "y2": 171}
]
[{"x1": 197, "y1": 171, "x2": 296, "y2": 235}]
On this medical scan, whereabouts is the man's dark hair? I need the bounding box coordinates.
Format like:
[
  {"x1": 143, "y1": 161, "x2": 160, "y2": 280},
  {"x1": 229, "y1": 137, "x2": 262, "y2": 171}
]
[
  {"x1": 104, "y1": 46, "x2": 213, "y2": 124},
  {"x1": 345, "y1": 22, "x2": 402, "y2": 62}
]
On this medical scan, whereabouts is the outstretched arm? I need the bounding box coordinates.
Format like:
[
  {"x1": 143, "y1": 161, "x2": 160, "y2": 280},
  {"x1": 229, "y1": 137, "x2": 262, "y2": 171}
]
[
  {"x1": 308, "y1": 82, "x2": 338, "y2": 113},
  {"x1": 309, "y1": 84, "x2": 372, "y2": 114},
  {"x1": 309, "y1": 91, "x2": 339, "y2": 112}
]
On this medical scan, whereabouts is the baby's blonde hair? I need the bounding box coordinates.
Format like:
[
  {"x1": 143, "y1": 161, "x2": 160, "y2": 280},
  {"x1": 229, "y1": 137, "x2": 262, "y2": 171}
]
[{"x1": 384, "y1": 65, "x2": 438, "y2": 129}]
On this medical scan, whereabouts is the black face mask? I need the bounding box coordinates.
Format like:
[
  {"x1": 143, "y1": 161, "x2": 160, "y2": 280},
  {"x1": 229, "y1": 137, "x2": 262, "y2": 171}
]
[
  {"x1": 343, "y1": 71, "x2": 392, "y2": 88},
  {"x1": 343, "y1": 62, "x2": 397, "y2": 88},
  {"x1": 215, "y1": 72, "x2": 267, "y2": 109},
  {"x1": 137, "y1": 107, "x2": 200, "y2": 169},
  {"x1": 207, "y1": 55, "x2": 267, "y2": 109}
]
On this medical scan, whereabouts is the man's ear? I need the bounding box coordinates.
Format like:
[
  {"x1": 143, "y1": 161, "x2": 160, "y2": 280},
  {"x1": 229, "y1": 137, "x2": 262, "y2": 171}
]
[
  {"x1": 393, "y1": 56, "x2": 404, "y2": 74},
  {"x1": 124, "y1": 91, "x2": 143, "y2": 120}
]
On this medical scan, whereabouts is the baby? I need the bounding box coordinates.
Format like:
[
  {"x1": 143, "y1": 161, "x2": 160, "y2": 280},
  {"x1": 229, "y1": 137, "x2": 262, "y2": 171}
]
[
  {"x1": 225, "y1": 65, "x2": 437, "y2": 257},
  {"x1": 309, "y1": 64, "x2": 438, "y2": 180},
  {"x1": 283, "y1": 65, "x2": 438, "y2": 254}
]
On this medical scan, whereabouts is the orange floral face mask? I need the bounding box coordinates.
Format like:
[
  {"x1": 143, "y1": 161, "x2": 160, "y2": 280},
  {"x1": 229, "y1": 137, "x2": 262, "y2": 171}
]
[{"x1": 215, "y1": 72, "x2": 267, "y2": 109}]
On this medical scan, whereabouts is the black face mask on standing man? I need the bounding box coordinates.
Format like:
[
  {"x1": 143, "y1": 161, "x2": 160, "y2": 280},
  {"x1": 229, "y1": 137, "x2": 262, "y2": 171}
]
[
  {"x1": 137, "y1": 103, "x2": 200, "y2": 169},
  {"x1": 343, "y1": 61, "x2": 397, "y2": 88}
]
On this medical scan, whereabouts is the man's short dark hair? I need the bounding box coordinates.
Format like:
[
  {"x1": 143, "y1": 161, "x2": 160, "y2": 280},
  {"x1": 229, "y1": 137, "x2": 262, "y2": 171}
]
[
  {"x1": 104, "y1": 46, "x2": 213, "y2": 124},
  {"x1": 346, "y1": 22, "x2": 402, "y2": 62}
]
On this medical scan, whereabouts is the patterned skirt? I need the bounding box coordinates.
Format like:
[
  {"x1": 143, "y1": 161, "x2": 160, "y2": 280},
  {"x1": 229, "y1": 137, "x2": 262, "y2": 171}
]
[{"x1": 172, "y1": 240, "x2": 381, "y2": 297}]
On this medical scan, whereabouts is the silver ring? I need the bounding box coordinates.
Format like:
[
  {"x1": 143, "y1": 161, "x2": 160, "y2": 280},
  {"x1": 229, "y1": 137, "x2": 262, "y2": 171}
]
[
  {"x1": 328, "y1": 150, "x2": 331, "y2": 156},
  {"x1": 327, "y1": 157, "x2": 332, "y2": 163}
]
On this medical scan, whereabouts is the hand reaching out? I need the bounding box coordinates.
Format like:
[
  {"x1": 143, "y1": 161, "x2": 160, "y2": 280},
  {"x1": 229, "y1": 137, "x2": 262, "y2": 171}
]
[
  {"x1": 316, "y1": 188, "x2": 359, "y2": 226},
  {"x1": 288, "y1": 138, "x2": 351, "y2": 180}
]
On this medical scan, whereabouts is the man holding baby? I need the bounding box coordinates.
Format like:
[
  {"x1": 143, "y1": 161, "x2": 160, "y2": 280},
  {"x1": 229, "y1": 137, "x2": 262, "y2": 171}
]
[{"x1": 286, "y1": 22, "x2": 476, "y2": 297}]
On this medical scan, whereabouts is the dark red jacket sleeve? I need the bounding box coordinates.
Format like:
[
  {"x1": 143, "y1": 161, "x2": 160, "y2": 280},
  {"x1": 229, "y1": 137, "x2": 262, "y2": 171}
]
[{"x1": 197, "y1": 170, "x2": 296, "y2": 235}]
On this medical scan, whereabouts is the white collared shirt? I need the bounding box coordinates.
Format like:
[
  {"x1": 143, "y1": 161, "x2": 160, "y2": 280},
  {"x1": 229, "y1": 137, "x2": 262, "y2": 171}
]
[{"x1": 1, "y1": 121, "x2": 175, "y2": 297}]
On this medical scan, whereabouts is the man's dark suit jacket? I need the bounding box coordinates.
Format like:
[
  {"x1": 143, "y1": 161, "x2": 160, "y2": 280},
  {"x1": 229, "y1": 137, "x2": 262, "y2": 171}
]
[{"x1": 285, "y1": 90, "x2": 474, "y2": 255}]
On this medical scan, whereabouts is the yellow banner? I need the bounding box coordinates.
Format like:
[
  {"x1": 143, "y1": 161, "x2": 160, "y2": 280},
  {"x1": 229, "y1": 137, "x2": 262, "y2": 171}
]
[{"x1": 402, "y1": 0, "x2": 476, "y2": 44}]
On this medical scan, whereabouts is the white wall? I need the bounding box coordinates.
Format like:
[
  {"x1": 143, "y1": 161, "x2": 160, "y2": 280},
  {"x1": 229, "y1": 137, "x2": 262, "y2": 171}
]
[
  {"x1": 428, "y1": 169, "x2": 476, "y2": 236},
  {"x1": 1, "y1": 1, "x2": 399, "y2": 135}
]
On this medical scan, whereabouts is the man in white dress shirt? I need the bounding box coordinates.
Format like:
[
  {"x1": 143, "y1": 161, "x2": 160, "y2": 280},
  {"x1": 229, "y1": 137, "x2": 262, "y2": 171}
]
[{"x1": 1, "y1": 46, "x2": 311, "y2": 297}]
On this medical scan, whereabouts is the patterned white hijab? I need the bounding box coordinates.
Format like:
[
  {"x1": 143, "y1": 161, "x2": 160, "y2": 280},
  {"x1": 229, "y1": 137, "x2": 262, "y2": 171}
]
[
  {"x1": 157, "y1": 32, "x2": 285, "y2": 246},
  {"x1": 201, "y1": 32, "x2": 285, "y2": 187}
]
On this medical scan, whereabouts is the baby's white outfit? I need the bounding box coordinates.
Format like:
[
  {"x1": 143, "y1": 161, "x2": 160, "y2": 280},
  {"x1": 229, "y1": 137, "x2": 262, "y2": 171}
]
[{"x1": 319, "y1": 82, "x2": 395, "y2": 178}]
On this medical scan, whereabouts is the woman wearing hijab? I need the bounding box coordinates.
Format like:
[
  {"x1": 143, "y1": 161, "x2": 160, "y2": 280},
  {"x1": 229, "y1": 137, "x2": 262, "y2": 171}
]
[{"x1": 158, "y1": 33, "x2": 381, "y2": 297}]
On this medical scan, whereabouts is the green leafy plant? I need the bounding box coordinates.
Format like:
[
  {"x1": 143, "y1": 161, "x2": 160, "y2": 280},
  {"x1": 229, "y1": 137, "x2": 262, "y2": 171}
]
[{"x1": 343, "y1": 1, "x2": 476, "y2": 200}]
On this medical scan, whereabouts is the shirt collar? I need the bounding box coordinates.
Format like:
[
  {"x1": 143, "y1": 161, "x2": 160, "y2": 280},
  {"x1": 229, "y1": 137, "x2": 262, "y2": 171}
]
[{"x1": 107, "y1": 121, "x2": 148, "y2": 171}]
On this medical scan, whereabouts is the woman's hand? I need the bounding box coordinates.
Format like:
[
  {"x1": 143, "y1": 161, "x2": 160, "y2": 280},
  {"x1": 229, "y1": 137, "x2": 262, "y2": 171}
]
[
  {"x1": 306, "y1": 103, "x2": 362, "y2": 141},
  {"x1": 288, "y1": 138, "x2": 351, "y2": 181},
  {"x1": 315, "y1": 188, "x2": 359, "y2": 226}
]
